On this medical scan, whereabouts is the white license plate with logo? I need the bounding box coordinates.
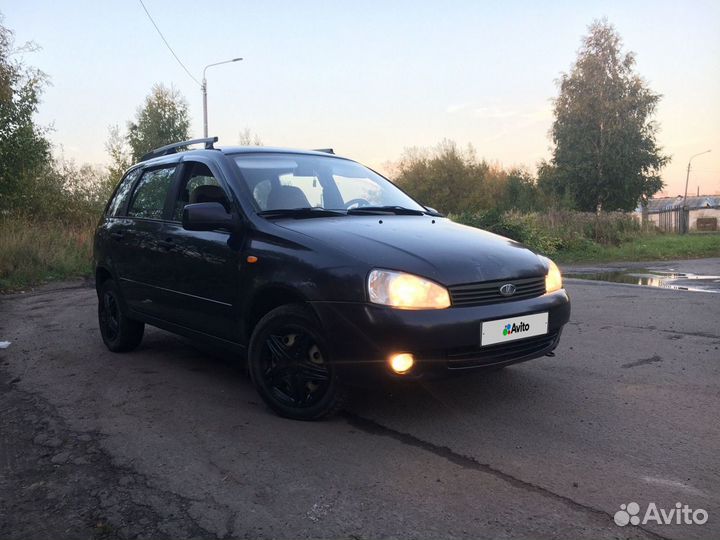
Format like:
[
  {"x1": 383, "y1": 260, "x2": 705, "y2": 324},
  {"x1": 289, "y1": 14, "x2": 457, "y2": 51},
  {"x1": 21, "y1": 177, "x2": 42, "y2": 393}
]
[{"x1": 481, "y1": 312, "x2": 549, "y2": 346}]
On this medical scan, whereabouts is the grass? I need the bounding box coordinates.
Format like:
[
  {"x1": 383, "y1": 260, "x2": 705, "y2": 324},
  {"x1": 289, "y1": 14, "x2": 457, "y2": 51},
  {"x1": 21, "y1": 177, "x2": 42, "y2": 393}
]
[
  {"x1": 555, "y1": 232, "x2": 720, "y2": 264},
  {"x1": 0, "y1": 216, "x2": 95, "y2": 292}
]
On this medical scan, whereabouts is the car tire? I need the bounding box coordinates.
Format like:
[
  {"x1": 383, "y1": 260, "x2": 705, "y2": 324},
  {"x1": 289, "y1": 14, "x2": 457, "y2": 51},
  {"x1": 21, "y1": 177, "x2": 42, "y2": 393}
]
[
  {"x1": 98, "y1": 279, "x2": 144, "y2": 353},
  {"x1": 248, "y1": 304, "x2": 347, "y2": 420}
]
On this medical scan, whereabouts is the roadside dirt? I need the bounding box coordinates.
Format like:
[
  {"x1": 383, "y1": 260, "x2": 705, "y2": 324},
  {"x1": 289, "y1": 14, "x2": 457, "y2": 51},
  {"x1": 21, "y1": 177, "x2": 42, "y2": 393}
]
[{"x1": 0, "y1": 367, "x2": 209, "y2": 540}]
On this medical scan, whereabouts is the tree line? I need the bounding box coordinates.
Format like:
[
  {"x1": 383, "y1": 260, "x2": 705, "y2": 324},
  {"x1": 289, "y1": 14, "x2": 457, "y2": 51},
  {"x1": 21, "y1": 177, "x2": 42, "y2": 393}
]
[{"x1": 0, "y1": 13, "x2": 668, "y2": 223}]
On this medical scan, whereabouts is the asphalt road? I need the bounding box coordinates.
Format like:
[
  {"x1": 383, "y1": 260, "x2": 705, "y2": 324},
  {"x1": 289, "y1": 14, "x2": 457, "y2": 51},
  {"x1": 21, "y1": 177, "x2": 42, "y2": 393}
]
[{"x1": 1, "y1": 259, "x2": 719, "y2": 540}]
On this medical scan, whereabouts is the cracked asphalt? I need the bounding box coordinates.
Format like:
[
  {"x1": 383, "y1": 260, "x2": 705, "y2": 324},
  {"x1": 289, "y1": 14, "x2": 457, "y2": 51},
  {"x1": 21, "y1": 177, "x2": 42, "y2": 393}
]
[{"x1": 1, "y1": 258, "x2": 719, "y2": 539}]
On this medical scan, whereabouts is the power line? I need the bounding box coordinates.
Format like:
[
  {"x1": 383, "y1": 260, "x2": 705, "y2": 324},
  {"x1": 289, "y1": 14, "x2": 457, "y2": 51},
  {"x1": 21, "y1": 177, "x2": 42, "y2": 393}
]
[{"x1": 137, "y1": 0, "x2": 201, "y2": 87}]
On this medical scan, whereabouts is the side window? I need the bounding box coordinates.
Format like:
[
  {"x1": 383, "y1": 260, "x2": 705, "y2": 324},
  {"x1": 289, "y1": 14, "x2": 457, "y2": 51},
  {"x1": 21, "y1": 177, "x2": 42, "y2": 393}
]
[
  {"x1": 107, "y1": 169, "x2": 141, "y2": 217},
  {"x1": 127, "y1": 166, "x2": 176, "y2": 220},
  {"x1": 172, "y1": 163, "x2": 229, "y2": 221}
]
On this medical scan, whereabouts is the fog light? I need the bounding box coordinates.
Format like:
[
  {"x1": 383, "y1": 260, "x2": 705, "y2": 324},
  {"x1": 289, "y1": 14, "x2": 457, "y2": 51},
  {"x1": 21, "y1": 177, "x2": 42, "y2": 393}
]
[{"x1": 389, "y1": 353, "x2": 414, "y2": 374}]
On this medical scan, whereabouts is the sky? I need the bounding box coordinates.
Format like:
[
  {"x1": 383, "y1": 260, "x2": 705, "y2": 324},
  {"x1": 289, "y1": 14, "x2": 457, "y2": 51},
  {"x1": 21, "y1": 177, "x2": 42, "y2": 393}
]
[{"x1": 4, "y1": 0, "x2": 720, "y2": 196}]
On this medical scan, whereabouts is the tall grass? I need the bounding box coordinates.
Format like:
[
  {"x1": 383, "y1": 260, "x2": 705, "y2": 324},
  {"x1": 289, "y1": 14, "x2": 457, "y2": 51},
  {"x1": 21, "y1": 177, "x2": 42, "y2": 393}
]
[
  {"x1": 555, "y1": 233, "x2": 720, "y2": 263},
  {"x1": 452, "y1": 209, "x2": 720, "y2": 263},
  {"x1": 453, "y1": 209, "x2": 642, "y2": 256},
  {"x1": 0, "y1": 216, "x2": 95, "y2": 291}
]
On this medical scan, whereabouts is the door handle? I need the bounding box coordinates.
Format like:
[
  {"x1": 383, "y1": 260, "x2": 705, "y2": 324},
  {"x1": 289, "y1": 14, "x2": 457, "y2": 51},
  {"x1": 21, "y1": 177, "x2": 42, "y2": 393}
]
[{"x1": 110, "y1": 232, "x2": 124, "y2": 240}]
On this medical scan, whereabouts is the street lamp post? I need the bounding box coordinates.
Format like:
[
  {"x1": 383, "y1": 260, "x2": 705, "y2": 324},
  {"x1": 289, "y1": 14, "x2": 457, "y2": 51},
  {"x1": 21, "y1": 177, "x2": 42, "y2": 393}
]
[
  {"x1": 681, "y1": 149, "x2": 711, "y2": 233},
  {"x1": 202, "y1": 57, "x2": 243, "y2": 138}
]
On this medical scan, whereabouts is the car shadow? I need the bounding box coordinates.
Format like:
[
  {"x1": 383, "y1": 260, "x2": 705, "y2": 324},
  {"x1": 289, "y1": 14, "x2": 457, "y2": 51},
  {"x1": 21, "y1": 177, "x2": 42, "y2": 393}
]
[
  {"x1": 347, "y1": 365, "x2": 550, "y2": 419},
  {"x1": 135, "y1": 328, "x2": 576, "y2": 429}
]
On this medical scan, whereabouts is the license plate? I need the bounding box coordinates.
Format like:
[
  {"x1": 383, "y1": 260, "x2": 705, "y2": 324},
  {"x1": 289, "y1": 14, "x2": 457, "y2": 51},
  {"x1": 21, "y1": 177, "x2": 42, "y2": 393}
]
[{"x1": 481, "y1": 312, "x2": 549, "y2": 346}]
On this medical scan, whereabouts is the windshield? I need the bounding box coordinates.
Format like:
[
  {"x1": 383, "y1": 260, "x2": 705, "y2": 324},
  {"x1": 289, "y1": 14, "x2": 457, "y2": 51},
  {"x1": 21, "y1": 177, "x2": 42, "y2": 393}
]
[{"x1": 231, "y1": 154, "x2": 426, "y2": 214}]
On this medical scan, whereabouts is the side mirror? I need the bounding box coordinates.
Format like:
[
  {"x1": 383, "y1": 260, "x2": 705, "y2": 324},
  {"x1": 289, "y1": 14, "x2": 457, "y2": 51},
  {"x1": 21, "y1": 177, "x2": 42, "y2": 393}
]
[{"x1": 182, "y1": 202, "x2": 235, "y2": 232}]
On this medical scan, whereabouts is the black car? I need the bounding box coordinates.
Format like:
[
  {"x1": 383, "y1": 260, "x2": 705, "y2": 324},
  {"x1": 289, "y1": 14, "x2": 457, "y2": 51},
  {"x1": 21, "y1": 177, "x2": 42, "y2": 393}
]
[{"x1": 94, "y1": 137, "x2": 570, "y2": 420}]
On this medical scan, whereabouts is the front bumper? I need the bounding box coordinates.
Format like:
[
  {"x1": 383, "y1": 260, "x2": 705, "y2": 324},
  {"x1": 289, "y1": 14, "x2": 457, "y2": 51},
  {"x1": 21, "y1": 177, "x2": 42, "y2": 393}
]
[{"x1": 310, "y1": 289, "x2": 571, "y2": 384}]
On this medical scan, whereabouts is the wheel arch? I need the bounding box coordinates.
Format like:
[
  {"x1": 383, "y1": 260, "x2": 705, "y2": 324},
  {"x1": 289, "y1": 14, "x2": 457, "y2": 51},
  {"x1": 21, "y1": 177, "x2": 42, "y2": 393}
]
[
  {"x1": 244, "y1": 285, "x2": 317, "y2": 341},
  {"x1": 95, "y1": 266, "x2": 113, "y2": 296}
]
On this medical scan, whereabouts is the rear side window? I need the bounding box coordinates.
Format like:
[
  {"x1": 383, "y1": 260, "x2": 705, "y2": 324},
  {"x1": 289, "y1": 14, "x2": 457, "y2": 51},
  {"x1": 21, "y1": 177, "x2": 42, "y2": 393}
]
[
  {"x1": 107, "y1": 169, "x2": 141, "y2": 217},
  {"x1": 127, "y1": 166, "x2": 176, "y2": 220}
]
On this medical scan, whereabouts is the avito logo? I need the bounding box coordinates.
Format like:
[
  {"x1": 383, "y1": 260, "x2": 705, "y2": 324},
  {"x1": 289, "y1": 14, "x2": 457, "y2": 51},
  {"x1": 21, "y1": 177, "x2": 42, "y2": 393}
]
[
  {"x1": 614, "y1": 501, "x2": 708, "y2": 527},
  {"x1": 503, "y1": 321, "x2": 530, "y2": 336}
]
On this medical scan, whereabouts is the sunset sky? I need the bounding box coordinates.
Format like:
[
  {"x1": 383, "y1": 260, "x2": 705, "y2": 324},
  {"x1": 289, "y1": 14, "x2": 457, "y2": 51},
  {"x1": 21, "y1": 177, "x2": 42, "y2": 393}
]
[{"x1": 5, "y1": 0, "x2": 719, "y2": 196}]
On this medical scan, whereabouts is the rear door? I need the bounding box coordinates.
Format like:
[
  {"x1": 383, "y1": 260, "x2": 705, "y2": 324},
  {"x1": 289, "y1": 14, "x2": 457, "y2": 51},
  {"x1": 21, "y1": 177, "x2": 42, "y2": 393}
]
[
  {"x1": 114, "y1": 164, "x2": 178, "y2": 318},
  {"x1": 151, "y1": 159, "x2": 242, "y2": 340},
  {"x1": 98, "y1": 167, "x2": 142, "y2": 277}
]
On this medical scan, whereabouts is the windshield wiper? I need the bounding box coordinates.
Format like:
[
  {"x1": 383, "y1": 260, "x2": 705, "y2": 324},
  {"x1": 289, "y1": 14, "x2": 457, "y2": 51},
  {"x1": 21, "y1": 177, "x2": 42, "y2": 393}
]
[
  {"x1": 346, "y1": 205, "x2": 426, "y2": 216},
  {"x1": 257, "y1": 207, "x2": 346, "y2": 219}
]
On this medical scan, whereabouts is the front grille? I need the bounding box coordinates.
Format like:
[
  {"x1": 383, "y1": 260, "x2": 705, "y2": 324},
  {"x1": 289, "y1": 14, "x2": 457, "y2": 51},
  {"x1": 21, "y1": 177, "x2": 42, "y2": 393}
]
[
  {"x1": 449, "y1": 276, "x2": 546, "y2": 307},
  {"x1": 446, "y1": 331, "x2": 559, "y2": 370}
]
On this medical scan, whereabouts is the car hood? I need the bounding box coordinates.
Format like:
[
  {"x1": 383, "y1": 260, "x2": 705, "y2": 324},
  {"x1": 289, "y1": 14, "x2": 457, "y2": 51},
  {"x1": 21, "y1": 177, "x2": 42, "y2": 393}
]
[{"x1": 273, "y1": 215, "x2": 546, "y2": 285}]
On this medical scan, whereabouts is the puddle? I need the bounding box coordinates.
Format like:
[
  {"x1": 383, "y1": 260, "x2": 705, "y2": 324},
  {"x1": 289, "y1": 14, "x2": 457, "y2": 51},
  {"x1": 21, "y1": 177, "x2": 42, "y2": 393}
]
[{"x1": 565, "y1": 269, "x2": 720, "y2": 293}]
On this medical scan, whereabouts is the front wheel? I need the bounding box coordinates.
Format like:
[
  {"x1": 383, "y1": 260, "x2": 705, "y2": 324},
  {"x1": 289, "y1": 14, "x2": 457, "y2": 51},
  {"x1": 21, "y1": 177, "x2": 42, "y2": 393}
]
[
  {"x1": 98, "y1": 279, "x2": 144, "y2": 352},
  {"x1": 248, "y1": 304, "x2": 347, "y2": 420}
]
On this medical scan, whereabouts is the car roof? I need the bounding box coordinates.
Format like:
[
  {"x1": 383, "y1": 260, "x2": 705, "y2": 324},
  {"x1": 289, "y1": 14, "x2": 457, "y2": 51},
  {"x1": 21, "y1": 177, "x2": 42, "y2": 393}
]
[
  {"x1": 134, "y1": 146, "x2": 352, "y2": 169},
  {"x1": 221, "y1": 146, "x2": 347, "y2": 158}
]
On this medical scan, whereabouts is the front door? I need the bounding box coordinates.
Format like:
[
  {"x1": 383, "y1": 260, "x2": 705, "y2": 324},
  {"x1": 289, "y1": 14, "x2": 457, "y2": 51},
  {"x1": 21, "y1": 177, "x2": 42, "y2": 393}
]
[{"x1": 152, "y1": 160, "x2": 242, "y2": 341}]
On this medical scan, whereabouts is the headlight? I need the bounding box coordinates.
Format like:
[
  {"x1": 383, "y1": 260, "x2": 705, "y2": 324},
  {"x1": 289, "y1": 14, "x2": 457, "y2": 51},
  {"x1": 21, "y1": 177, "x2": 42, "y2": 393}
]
[
  {"x1": 542, "y1": 257, "x2": 563, "y2": 293},
  {"x1": 368, "y1": 269, "x2": 450, "y2": 309}
]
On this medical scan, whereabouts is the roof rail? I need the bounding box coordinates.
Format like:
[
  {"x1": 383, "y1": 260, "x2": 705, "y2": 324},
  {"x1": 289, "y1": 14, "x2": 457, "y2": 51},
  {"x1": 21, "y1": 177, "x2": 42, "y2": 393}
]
[
  {"x1": 140, "y1": 137, "x2": 219, "y2": 162},
  {"x1": 313, "y1": 148, "x2": 334, "y2": 154}
]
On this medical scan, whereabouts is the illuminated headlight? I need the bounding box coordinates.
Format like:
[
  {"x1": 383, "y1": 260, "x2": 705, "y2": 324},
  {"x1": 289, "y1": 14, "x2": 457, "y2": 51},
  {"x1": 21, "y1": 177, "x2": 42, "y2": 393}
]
[
  {"x1": 368, "y1": 269, "x2": 450, "y2": 309},
  {"x1": 542, "y1": 257, "x2": 563, "y2": 293}
]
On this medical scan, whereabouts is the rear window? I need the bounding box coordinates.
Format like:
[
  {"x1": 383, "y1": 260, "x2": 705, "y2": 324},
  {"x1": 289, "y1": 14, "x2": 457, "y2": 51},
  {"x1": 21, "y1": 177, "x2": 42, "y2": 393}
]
[{"x1": 106, "y1": 169, "x2": 141, "y2": 217}]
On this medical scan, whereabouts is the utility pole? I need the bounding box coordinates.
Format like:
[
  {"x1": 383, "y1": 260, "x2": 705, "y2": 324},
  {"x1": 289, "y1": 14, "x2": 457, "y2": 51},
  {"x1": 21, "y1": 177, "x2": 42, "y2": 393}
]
[
  {"x1": 682, "y1": 150, "x2": 711, "y2": 233},
  {"x1": 202, "y1": 58, "x2": 243, "y2": 138},
  {"x1": 202, "y1": 79, "x2": 208, "y2": 138}
]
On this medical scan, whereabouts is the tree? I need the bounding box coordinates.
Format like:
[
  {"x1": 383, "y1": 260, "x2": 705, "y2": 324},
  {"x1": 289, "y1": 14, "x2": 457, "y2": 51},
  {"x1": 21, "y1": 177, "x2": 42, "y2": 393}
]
[
  {"x1": 395, "y1": 141, "x2": 483, "y2": 214},
  {"x1": 238, "y1": 128, "x2": 263, "y2": 146},
  {"x1": 550, "y1": 20, "x2": 668, "y2": 212},
  {"x1": 395, "y1": 140, "x2": 543, "y2": 215},
  {"x1": 500, "y1": 169, "x2": 544, "y2": 212},
  {"x1": 536, "y1": 160, "x2": 576, "y2": 209},
  {"x1": 105, "y1": 124, "x2": 131, "y2": 186},
  {"x1": 0, "y1": 14, "x2": 53, "y2": 215},
  {"x1": 126, "y1": 83, "x2": 190, "y2": 161}
]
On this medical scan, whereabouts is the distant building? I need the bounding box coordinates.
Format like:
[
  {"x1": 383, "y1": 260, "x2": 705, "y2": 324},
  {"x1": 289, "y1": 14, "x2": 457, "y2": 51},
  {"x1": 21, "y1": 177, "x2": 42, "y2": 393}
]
[{"x1": 637, "y1": 195, "x2": 720, "y2": 231}]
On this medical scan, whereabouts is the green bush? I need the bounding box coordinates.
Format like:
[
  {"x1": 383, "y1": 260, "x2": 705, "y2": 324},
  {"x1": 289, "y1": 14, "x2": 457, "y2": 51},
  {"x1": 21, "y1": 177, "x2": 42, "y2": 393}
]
[
  {"x1": 452, "y1": 209, "x2": 643, "y2": 257},
  {"x1": 394, "y1": 141, "x2": 551, "y2": 215},
  {"x1": 452, "y1": 210, "x2": 562, "y2": 256},
  {"x1": 534, "y1": 210, "x2": 640, "y2": 247}
]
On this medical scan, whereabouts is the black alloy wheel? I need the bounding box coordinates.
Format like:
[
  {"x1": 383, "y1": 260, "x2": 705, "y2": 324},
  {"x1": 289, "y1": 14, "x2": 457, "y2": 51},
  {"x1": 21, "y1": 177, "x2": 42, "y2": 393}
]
[
  {"x1": 248, "y1": 304, "x2": 347, "y2": 420},
  {"x1": 98, "y1": 279, "x2": 145, "y2": 352}
]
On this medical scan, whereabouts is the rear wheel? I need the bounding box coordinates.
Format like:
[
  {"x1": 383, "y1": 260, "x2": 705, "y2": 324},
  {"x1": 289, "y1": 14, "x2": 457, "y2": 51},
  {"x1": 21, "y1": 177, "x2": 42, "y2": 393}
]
[
  {"x1": 248, "y1": 304, "x2": 347, "y2": 420},
  {"x1": 98, "y1": 279, "x2": 144, "y2": 352}
]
